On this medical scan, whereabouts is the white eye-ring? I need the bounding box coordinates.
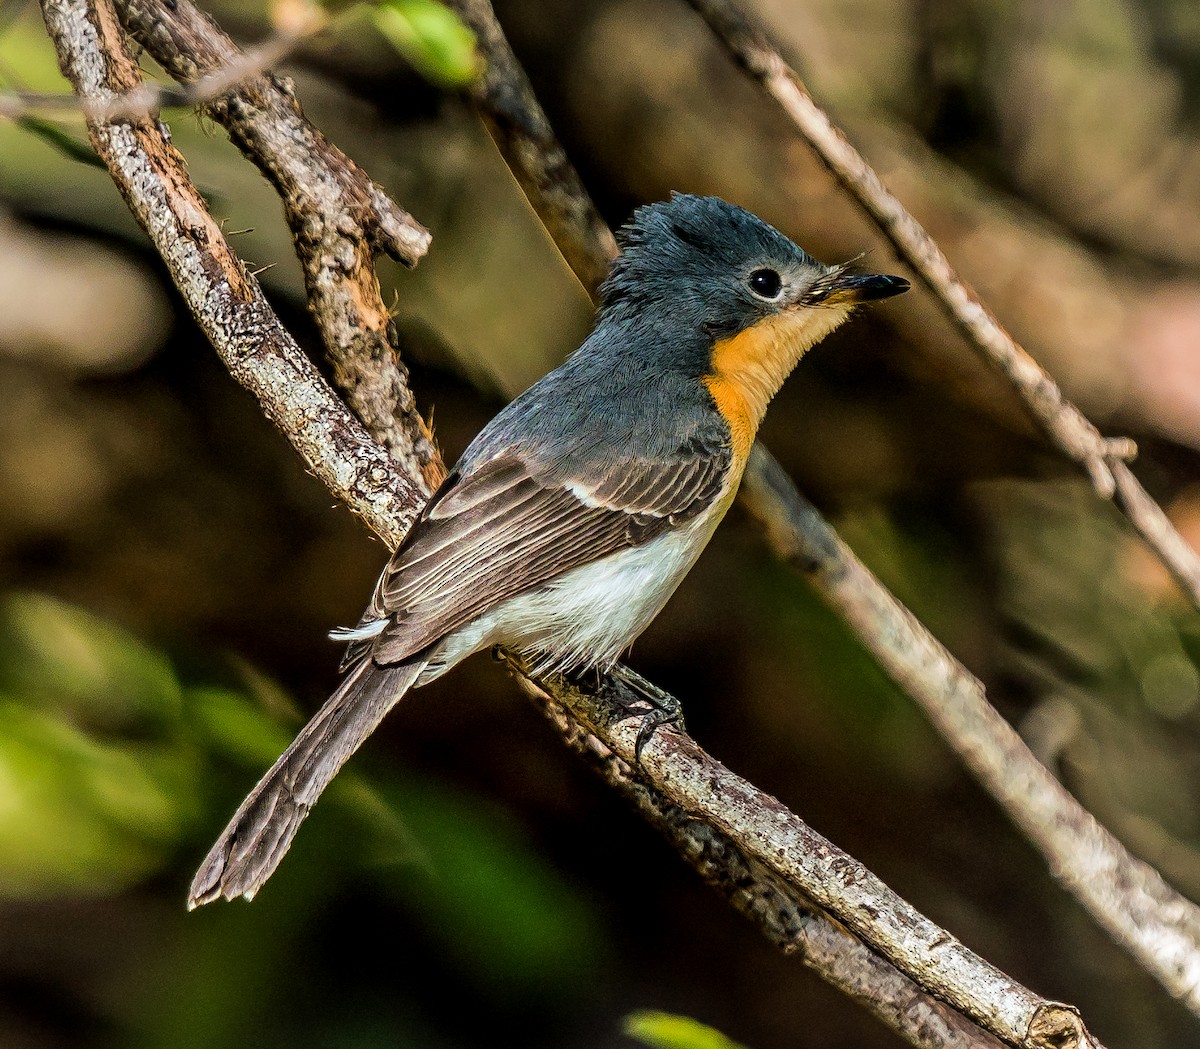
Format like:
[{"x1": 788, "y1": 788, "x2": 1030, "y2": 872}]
[{"x1": 748, "y1": 268, "x2": 783, "y2": 300}]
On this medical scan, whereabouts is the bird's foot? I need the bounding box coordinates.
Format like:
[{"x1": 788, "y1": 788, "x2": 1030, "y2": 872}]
[{"x1": 609, "y1": 667, "x2": 686, "y2": 762}]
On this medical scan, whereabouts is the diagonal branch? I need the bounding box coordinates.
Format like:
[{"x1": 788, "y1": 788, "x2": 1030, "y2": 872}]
[
  {"x1": 522, "y1": 663, "x2": 1102, "y2": 1049},
  {"x1": 742, "y1": 443, "x2": 1200, "y2": 1007},
  {"x1": 38, "y1": 0, "x2": 425, "y2": 550},
  {"x1": 117, "y1": 0, "x2": 443, "y2": 491},
  {"x1": 683, "y1": 0, "x2": 1131, "y2": 493},
  {"x1": 439, "y1": 0, "x2": 1200, "y2": 1018},
  {"x1": 41, "y1": 0, "x2": 1107, "y2": 1043},
  {"x1": 447, "y1": 0, "x2": 619, "y2": 294},
  {"x1": 684, "y1": 0, "x2": 1200, "y2": 611},
  {"x1": 528, "y1": 667, "x2": 1009, "y2": 1049}
]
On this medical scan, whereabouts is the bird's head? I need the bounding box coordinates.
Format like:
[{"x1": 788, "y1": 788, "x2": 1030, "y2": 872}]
[{"x1": 599, "y1": 194, "x2": 909, "y2": 455}]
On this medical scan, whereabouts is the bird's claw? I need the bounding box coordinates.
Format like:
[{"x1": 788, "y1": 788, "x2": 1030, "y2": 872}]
[
  {"x1": 563, "y1": 664, "x2": 686, "y2": 761},
  {"x1": 611, "y1": 669, "x2": 686, "y2": 762},
  {"x1": 633, "y1": 701, "x2": 684, "y2": 761}
]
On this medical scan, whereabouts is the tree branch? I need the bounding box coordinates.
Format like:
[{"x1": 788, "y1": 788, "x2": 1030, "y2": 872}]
[
  {"x1": 529, "y1": 668, "x2": 1009, "y2": 1049},
  {"x1": 683, "y1": 0, "x2": 1200, "y2": 611},
  {"x1": 517, "y1": 662, "x2": 1100, "y2": 1049},
  {"x1": 39, "y1": 0, "x2": 425, "y2": 550},
  {"x1": 437, "y1": 0, "x2": 1200, "y2": 1018},
  {"x1": 41, "y1": 0, "x2": 1110, "y2": 1042},
  {"x1": 447, "y1": 0, "x2": 619, "y2": 294},
  {"x1": 743, "y1": 443, "x2": 1200, "y2": 1007},
  {"x1": 117, "y1": 0, "x2": 443, "y2": 491}
]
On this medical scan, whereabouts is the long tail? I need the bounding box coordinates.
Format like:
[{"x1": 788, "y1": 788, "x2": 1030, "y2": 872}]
[{"x1": 188, "y1": 658, "x2": 425, "y2": 908}]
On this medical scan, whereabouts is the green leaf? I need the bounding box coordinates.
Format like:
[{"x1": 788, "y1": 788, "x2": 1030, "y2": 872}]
[
  {"x1": 373, "y1": 0, "x2": 478, "y2": 88},
  {"x1": 624, "y1": 1011, "x2": 751, "y2": 1049}
]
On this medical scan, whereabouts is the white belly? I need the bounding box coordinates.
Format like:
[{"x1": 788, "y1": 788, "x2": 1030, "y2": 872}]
[{"x1": 417, "y1": 502, "x2": 729, "y2": 682}]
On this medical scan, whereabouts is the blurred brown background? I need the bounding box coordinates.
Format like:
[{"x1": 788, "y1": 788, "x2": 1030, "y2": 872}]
[{"x1": 4, "y1": 0, "x2": 1200, "y2": 1046}]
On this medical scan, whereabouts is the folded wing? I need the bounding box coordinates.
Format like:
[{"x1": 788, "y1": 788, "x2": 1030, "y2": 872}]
[{"x1": 369, "y1": 439, "x2": 730, "y2": 664}]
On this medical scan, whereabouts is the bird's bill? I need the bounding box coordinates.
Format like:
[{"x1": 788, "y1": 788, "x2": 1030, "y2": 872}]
[{"x1": 801, "y1": 271, "x2": 910, "y2": 307}]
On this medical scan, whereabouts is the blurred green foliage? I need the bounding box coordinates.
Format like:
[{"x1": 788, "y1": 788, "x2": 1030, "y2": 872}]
[
  {"x1": 0, "y1": 593, "x2": 609, "y2": 1045},
  {"x1": 371, "y1": 0, "x2": 479, "y2": 88},
  {"x1": 0, "y1": 593, "x2": 203, "y2": 896},
  {"x1": 375, "y1": 773, "x2": 606, "y2": 995},
  {"x1": 625, "y1": 1011, "x2": 750, "y2": 1049},
  {"x1": 747, "y1": 539, "x2": 949, "y2": 787}
]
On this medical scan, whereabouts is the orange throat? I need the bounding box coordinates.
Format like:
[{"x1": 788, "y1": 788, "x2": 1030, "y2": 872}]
[{"x1": 703, "y1": 306, "x2": 851, "y2": 462}]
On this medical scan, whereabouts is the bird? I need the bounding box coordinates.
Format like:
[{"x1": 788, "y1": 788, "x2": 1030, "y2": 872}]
[{"x1": 188, "y1": 193, "x2": 908, "y2": 908}]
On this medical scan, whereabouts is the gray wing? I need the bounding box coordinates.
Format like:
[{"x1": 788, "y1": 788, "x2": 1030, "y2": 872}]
[{"x1": 367, "y1": 438, "x2": 730, "y2": 665}]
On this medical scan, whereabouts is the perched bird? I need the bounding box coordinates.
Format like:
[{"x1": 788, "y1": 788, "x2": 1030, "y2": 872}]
[{"x1": 189, "y1": 194, "x2": 908, "y2": 907}]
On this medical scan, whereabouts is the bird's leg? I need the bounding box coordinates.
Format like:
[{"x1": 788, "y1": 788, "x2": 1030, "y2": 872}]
[
  {"x1": 608, "y1": 666, "x2": 686, "y2": 761},
  {"x1": 561, "y1": 662, "x2": 605, "y2": 694},
  {"x1": 520, "y1": 656, "x2": 686, "y2": 761}
]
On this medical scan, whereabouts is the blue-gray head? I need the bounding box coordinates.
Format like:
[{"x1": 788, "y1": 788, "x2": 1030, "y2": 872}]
[
  {"x1": 594, "y1": 195, "x2": 908, "y2": 445},
  {"x1": 599, "y1": 194, "x2": 907, "y2": 341}
]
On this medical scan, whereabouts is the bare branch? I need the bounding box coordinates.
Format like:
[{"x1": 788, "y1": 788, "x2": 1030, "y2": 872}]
[
  {"x1": 683, "y1": 0, "x2": 1200, "y2": 612},
  {"x1": 436, "y1": 0, "x2": 1200, "y2": 1017},
  {"x1": 39, "y1": 0, "x2": 424, "y2": 549},
  {"x1": 743, "y1": 443, "x2": 1200, "y2": 1008},
  {"x1": 534, "y1": 672, "x2": 1008, "y2": 1049},
  {"x1": 116, "y1": 0, "x2": 443, "y2": 491},
  {"x1": 519, "y1": 663, "x2": 1103, "y2": 1049},
  {"x1": 446, "y1": 0, "x2": 618, "y2": 295},
  {"x1": 681, "y1": 0, "x2": 1128, "y2": 489}
]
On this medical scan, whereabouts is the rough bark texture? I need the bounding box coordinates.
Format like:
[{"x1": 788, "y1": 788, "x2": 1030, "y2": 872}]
[
  {"x1": 118, "y1": 0, "x2": 443, "y2": 492},
  {"x1": 40, "y1": 0, "x2": 425, "y2": 549},
  {"x1": 537, "y1": 676, "x2": 1008, "y2": 1049},
  {"x1": 521, "y1": 663, "x2": 1102, "y2": 1049}
]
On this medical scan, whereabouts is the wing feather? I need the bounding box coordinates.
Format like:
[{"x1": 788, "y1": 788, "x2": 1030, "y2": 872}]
[{"x1": 368, "y1": 438, "x2": 730, "y2": 664}]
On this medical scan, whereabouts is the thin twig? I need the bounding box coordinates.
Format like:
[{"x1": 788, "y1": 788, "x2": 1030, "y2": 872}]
[
  {"x1": 684, "y1": 0, "x2": 1200, "y2": 612},
  {"x1": 40, "y1": 1, "x2": 1107, "y2": 1042},
  {"x1": 0, "y1": 22, "x2": 310, "y2": 122},
  {"x1": 116, "y1": 0, "x2": 443, "y2": 491},
  {"x1": 444, "y1": 0, "x2": 1200, "y2": 1018},
  {"x1": 447, "y1": 0, "x2": 619, "y2": 293}
]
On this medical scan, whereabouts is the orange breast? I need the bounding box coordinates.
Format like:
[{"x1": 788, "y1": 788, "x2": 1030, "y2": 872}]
[
  {"x1": 702, "y1": 308, "x2": 849, "y2": 466},
  {"x1": 702, "y1": 371, "x2": 756, "y2": 464}
]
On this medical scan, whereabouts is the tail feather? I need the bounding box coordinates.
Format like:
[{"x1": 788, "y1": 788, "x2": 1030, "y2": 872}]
[{"x1": 188, "y1": 658, "x2": 424, "y2": 908}]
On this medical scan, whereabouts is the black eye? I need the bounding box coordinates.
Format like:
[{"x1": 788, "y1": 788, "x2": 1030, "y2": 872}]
[{"x1": 748, "y1": 268, "x2": 783, "y2": 300}]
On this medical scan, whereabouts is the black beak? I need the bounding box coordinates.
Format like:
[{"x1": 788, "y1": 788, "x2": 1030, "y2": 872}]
[{"x1": 804, "y1": 272, "x2": 910, "y2": 306}]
